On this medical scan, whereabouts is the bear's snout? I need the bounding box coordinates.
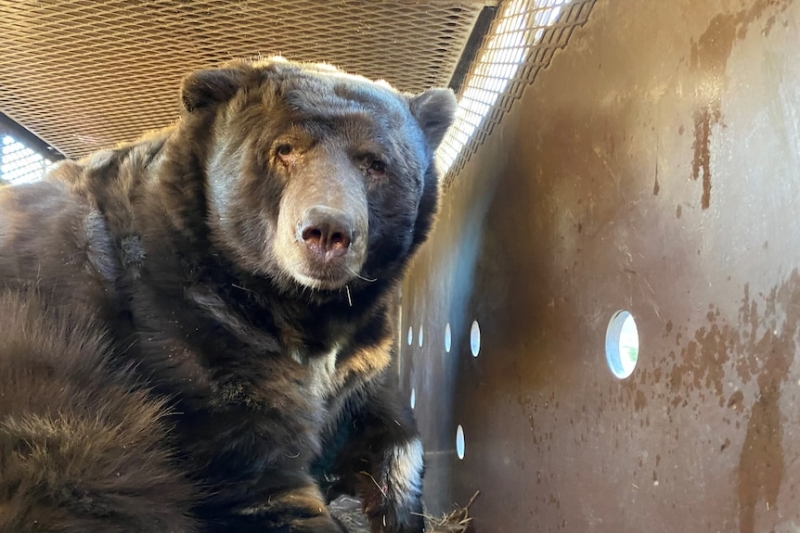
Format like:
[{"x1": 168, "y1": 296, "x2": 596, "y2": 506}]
[{"x1": 298, "y1": 205, "x2": 354, "y2": 262}]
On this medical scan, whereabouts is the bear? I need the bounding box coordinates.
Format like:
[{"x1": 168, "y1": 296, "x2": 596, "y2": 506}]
[{"x1": 0, "y1": 57, "x2": 456, "y2": 533}]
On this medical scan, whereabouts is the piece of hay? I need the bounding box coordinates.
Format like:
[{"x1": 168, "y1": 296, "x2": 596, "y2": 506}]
[
  {"x1": 422, "y1": 491, "x2": 479, "y2": 533},
  {"x1": 330, "y1": 491, "x2": 479, "y2": 533}
]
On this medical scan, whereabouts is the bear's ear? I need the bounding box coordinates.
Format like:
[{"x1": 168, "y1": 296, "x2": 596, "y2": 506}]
[
  {"x1": 408, "y1": 88, "x2": 458, "y2": 150},
  {"x1": 181, "y1": 68, "x2": 246, "y2": 112}
]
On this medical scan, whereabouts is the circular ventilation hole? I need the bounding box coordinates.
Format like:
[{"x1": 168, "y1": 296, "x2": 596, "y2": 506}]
[
  {"x1": 407, "y1": 326, "x2": 413, "y2": 346},
  {"x1": 410, "y1": 388, "x2": 416, "y2": 410},
  {"x1": 444, "y1": 323, "x2": 452, "y2": 353},
  {"x1": 418, "y1": 325, "x2": 424, "y2": 347},
  {"x1": 470, "y1": 320, "x2": 481, "y2": 357},
  {"x1": 456, "y1": 425, "x2": 465, "y2": 460},
  {"x1": 605, "y1": 310, "x2": 639, "y2": 379}
]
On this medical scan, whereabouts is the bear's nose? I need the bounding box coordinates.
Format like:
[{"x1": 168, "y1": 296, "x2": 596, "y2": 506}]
[{"x1": 299, "y1": 206, "x2": 354, "y2": 261}]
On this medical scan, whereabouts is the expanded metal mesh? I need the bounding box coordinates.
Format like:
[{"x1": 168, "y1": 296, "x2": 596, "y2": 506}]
[
  {"x1": 0, "y1": 0, "x2": 491, "y2": 160},
  {"x1": 0, "y1": 132, "x2": 57, "y2": 186},
  {"x1": 438, "y1": 0, "x2": 596, "y2": 185},
  {"x1": 0, "y1": 0, "x2": 594, "y2": 183}
]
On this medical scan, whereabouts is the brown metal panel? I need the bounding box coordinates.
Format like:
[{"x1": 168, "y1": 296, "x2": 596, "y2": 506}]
[{"x1": 401, "y1": 0, "x2": 800, "y2": 531}]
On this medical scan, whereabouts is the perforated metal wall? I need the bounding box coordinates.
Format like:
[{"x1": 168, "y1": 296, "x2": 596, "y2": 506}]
[
  {"x1": 400, "y1": 0, "x2": 800, "y2": 529},
  {"x1": 0, "y1": 0, "x2": 493, "y2": 160}
]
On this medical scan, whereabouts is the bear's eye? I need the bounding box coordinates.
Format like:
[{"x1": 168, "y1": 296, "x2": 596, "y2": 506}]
[
  {"x1": 369, "y1": 159, "x2": 387, "y2": 175},
  {"x1": 276, "y1": 144, "x2": 293, "y2": 158}
]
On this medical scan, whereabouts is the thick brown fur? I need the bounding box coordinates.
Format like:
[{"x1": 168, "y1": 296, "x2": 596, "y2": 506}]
[
  {"x1": 0, "y1": 291, "x2": 198, "y2": 533},
  {"x1": 0, "y1": 57, "x2": 456, "y2": 533}
]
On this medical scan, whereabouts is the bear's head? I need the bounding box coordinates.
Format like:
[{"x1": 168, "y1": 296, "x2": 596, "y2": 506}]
[{"x1": 179, "y1": 57, "x2": 456, "y2": 293}]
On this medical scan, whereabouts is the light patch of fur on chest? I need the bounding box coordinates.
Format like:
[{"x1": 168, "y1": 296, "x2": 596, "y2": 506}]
[
  {"x1": 335, "y1": 334, "x2": 393, "y2": 385},
  {"x1": 304, "y1": 344, "x2": 341, "y2": 400},
  {"x1": 300, "y1": 334, "x2": 394, "y2": 400}
]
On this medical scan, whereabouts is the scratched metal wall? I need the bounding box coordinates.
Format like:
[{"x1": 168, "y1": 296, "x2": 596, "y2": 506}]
[{"x1": 399, "y1": 0, "x2": 800, "y2": 531}]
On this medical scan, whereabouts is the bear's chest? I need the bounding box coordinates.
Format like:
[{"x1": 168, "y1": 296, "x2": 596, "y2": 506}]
[{"x1": 296, "y1": 345, "x2": 342, "y2": 401}]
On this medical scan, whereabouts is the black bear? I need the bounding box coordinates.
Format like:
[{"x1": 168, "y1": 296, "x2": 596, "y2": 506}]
[{"x1": 0, "y1": 57, "x2": 456, "y2": 532}]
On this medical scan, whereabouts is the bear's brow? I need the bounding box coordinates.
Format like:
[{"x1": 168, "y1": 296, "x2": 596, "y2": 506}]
[{"x1": 281, "y1": 78, "x2": 406, "y2": 122}]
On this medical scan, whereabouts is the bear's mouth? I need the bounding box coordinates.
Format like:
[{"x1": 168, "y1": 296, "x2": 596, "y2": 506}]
[
  {"x1": 290, "y1": 257, "x2": 354, "y2": 290},
  {"x1": 283, "y1": 235, "x2": 367, "y2": 291}
]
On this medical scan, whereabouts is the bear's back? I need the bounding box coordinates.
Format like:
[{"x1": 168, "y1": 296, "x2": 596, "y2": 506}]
[{"x1": 0, "y1": 171, "x2": 119, "y2": 316}]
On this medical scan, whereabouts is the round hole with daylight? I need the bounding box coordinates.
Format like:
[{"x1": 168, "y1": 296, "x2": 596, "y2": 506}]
[
  {"x1": 410, "y1": 388, "x2": 416, "y2": 410},
  {"x1": 407, "y1": 326, "x2": 413, "y2": 346},
  {"x1": 418, "y1": 325, "x2": 424, "y2": 347},
  {"x1": 444, "y1": 323, "x2": 452, "y2": 352},
  {"x1": 456, "y1": 425, "x2": 465, "y2": 460},
  {"x1": 470, "y1": 320, "x2": 481, "y2": 357},
  {"x1": 605, "y1": 310, "x2": 639, "y2": 379}
]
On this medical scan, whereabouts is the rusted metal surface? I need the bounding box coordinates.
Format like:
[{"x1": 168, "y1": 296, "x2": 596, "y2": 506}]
[{"x1": 400, "y1": 0, "x2": 800, "y2": 531}]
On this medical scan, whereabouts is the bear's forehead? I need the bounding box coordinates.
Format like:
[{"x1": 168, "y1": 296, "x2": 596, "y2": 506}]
[
  {"x1": 266, "y1": 90, "x2": 419, "y2": 151},
  {"x1": 280, "y1": 73, "x2": 407, "y2": 120},
  {"x1": 254, "y1": 56, "x2": 392, "y2": 90},
  {"x1": 243, "y1": 58, "x2": 407, "y2": 121}
]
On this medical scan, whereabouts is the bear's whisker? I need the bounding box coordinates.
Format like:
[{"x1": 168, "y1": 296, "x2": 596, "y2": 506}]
[{"x1": 348, "y1": 267, "x2": 377, "y2": 283}]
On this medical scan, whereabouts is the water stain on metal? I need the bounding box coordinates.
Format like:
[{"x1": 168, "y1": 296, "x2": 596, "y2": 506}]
[
  {"x1": 727, "y1": 390, "x2": 745, "y2": 410},
  {"x1": 665, "y1": 309, "x2": 730, "y2": 408},
  {"x1": 691, "y1": 106, "x2": 719, "y2": 209},
  {"x1": 653, "y1": 165, "x2": 660, "y2": 195},
  {"x1": 734, "y1": 271, "x2": 800, "y2": 533},
  {"x1": 651, "y1": 270, "x2": 800, "y2": 531},
  {"x1": 634, "y1": 389, "x2": 648, "y2": 411},
  {"x1": 689, "y1": 0, "x2": 789, "y2": 210}
]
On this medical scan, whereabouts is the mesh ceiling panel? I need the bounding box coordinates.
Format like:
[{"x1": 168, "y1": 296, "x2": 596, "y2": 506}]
[{"x1": 0, "y1": 0, "x2": 494, "y2": 160}]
